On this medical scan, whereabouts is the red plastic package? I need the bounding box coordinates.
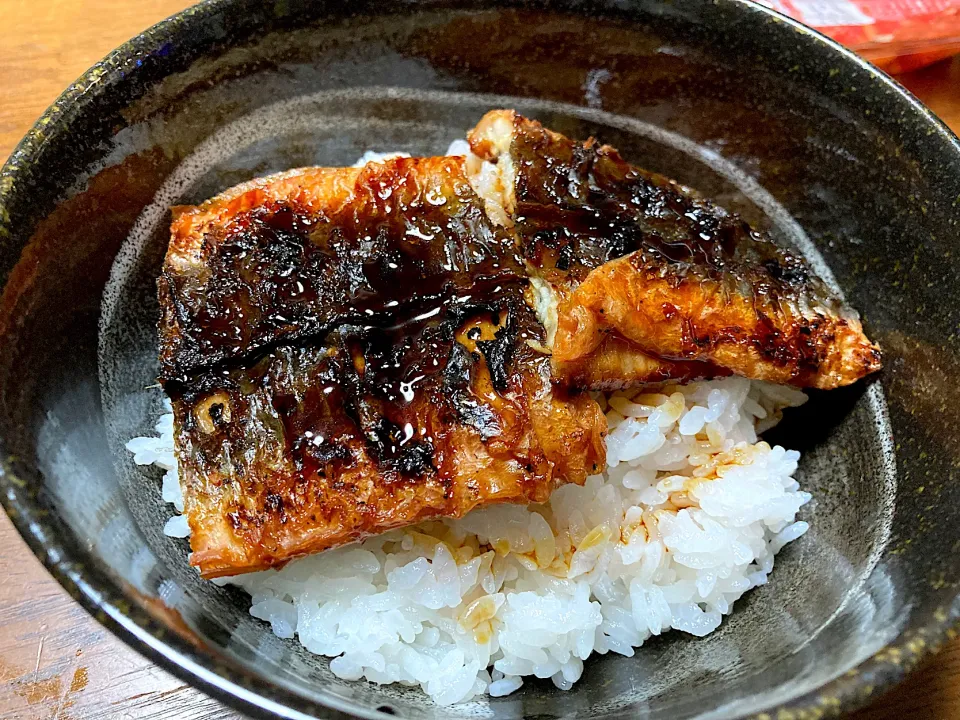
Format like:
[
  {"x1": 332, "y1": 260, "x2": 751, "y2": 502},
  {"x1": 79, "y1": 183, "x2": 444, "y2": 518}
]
[{"x1": 758, "y1": 0, "x2": 960, "y2": 73}]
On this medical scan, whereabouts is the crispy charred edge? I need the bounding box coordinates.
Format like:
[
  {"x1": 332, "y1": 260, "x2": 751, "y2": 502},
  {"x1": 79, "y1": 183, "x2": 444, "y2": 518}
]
[{"x1": 553, "y1": 254, "x2": 883, "y2": 390}]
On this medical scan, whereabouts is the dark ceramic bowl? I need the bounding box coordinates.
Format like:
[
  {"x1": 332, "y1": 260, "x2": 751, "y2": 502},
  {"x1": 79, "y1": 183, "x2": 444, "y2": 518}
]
[{"x1": 1, "y1": 1, "x2": 959, "y2": 718}]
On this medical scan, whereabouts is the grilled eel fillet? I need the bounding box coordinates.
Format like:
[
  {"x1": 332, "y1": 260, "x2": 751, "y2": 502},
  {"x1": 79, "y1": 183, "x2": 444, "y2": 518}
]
[
  {"x1": 160, "y1": 115, "x2": 881, "y2": 577},
  {"x1": 466, "y1": 110, "x2": 882, "y2": 390},
  {"x1": 160, "y1": 157, "x2": 605, "y2": 578}
]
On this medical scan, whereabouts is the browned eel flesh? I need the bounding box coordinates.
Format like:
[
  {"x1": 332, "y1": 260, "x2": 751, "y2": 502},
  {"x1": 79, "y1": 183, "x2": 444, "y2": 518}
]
[
  {"x1": 159, "y1": 114, "x2": 881, "y2": 577},
  {"x1": 466, "y1": 110, "x2": 882, "y2": 390},
  {"x1": 159, "y1": 157, "x2": 605, "y2": 578}
]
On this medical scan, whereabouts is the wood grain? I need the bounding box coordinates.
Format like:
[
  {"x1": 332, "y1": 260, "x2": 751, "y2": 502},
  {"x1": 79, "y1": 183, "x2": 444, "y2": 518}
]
[{"x1": 0, "y1": 1, "x2": 957, "y2": 717}]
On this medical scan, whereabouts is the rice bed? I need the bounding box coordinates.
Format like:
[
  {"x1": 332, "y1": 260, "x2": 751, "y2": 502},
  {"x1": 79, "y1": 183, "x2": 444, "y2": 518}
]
[{"x1": 127, "y1": 376, "x2": 810, "y2": 705}]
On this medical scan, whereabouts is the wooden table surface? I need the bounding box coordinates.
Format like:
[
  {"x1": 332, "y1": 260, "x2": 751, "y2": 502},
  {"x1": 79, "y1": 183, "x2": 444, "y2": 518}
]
[{"x1": 1, "y1": 1, "x2": 959, "y2": 718}]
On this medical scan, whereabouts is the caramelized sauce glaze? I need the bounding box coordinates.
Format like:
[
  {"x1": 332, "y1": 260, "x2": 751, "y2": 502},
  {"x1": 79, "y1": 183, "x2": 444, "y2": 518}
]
[
  {"x1": 161, "y1": 156, "x2": 605, "y2": 577},
  {"x1": 469, "y1": 110, "x2": 881, "y2": 389}
]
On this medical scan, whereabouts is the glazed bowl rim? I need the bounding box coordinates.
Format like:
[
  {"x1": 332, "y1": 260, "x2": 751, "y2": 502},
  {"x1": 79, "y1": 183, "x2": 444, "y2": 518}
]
[{"x1": 1, "y1": 1, "x2": 959, "y2": 718}]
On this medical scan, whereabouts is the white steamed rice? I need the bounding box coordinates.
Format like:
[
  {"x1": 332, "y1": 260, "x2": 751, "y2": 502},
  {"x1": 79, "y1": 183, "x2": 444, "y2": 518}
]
[{"x1": 126, "y1": 377, "x2": 810, "y2": 705}]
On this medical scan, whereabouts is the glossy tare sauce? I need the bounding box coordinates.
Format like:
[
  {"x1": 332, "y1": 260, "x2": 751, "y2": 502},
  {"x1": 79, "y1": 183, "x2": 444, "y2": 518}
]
[
  {"x1": 159, "y1": 156, "x2": 605, "y2": 578},
  {"x1": 468, "y1": 110, "x2": 882, "y2": 390},
  {"x1": 159, "y1": 158, "x2": 522, "y2": 385},
  {"x1": 161, "y1": 111, "x2": 882, "y2": 577}
]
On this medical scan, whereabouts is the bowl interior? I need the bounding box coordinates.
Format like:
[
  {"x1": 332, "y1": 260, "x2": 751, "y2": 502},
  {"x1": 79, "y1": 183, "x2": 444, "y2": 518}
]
[
  {"x1": 2, "y1": 3, "x2": 960, "y2": 719},
  {"x1": 98, "y1": 87, "x2": 897, "y2": 719}
]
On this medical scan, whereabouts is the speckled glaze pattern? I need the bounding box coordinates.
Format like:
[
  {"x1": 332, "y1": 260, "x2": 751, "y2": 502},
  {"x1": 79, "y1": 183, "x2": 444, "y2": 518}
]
[{"x1": 1, "y1": 1, "x2": 959, "y2": 719}]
